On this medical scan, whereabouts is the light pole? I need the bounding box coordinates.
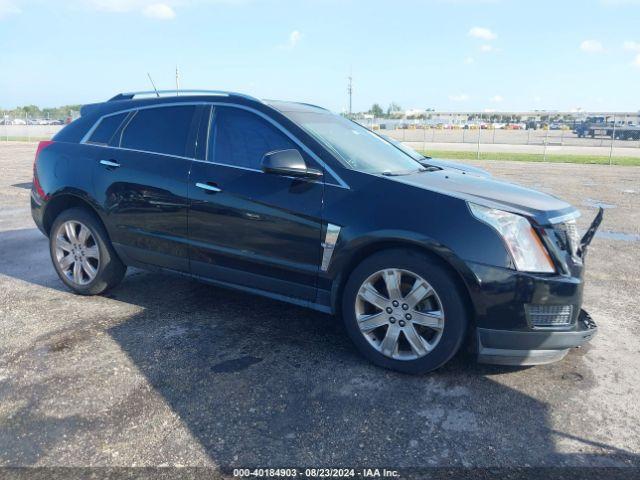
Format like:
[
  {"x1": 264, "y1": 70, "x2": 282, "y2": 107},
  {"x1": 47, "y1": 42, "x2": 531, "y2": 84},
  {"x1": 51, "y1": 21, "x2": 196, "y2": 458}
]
[
  {"x1": 347, "y1": 75, "x2": 353, "y2": 118},
  {"x1": 609, "y1": 114, "x2": 616, "y2": 166}
]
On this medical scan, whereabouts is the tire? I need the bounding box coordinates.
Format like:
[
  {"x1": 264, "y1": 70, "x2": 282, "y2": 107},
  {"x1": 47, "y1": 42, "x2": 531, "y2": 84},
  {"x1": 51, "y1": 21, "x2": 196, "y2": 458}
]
[
  {"x1": 49, "y1": 207, "x2": 126, "y2": 295},
  {"x1": 341, "y1": 249, "x2": 468, "y2": 374}
]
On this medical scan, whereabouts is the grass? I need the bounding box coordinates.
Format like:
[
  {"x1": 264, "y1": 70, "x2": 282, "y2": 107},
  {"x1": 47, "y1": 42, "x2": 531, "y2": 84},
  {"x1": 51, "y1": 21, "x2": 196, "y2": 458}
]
[
  {"x1": 420, "y1": 150, "x2": 640, "y2": 166},
  {"x1": 2, "y1": 137, "x2": 639, "y2": 166},
  {"x1": 1, "y1": 136, "x2": 52, "y2": 142}
]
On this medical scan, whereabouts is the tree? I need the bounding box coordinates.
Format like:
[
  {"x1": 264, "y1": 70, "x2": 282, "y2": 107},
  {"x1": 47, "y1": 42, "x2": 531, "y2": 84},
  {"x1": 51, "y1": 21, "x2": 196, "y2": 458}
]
[
  {"x1": 369, "y1": 103, "x2": 384, "y2": 117},
  {"x1": 387, "y1": 102, "x2": 402, "y2": 116}
]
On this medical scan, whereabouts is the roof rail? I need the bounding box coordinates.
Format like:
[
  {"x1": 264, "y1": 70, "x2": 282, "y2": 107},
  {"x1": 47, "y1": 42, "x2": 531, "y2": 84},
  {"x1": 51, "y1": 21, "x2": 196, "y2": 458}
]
[
  {"x1": 262, "y1": 99, "x2": 330, "y2": 112},
  {"x1": 108, "y1": 90, "x2": 260, "y2": 102}
]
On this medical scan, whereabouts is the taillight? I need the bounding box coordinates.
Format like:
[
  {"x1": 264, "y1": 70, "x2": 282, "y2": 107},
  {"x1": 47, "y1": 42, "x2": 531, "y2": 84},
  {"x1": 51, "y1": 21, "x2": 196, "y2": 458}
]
[
  {"x1": 33, "y1": 140, "x2": 54, "y2": 200},
  {"x1": 35, "y1": 140, "x2": 54, "y2": 162}
]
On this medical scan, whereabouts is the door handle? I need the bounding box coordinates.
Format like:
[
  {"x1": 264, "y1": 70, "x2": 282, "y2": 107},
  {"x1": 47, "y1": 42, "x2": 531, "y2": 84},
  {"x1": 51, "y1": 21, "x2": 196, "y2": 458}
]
[
  {"x1": 100, "y1": 159, "x2": 121, "y2": 168},
  {"x1": 195, "y1": 182, "x2": 222, "y2": 193}
]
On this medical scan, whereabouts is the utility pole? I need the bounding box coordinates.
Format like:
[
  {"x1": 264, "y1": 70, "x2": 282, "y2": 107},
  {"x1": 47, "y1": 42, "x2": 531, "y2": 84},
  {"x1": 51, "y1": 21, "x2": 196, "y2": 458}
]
[
  {"x1": 347, "y1": 74, "x2": 353, "y2": 117},
  {"x1": 175, "y1": 66, "x2": 180, "y2": 95}
]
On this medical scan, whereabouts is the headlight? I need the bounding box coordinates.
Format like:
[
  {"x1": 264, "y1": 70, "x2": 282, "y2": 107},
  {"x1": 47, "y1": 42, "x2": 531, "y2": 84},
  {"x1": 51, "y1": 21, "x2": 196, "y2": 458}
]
[{"x1": 469, "y1": 203, "x2": 555, "y2": 273}]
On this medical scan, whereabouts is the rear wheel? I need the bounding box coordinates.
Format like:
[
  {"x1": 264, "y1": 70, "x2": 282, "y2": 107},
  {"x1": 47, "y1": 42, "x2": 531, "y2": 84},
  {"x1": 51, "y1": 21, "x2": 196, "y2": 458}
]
[
  {"x1": 49, "y1": 208, "x2": 126, "y2": 295},
  {"x1": 341, "y1": 249, "x2": 468, "y2": 374}
]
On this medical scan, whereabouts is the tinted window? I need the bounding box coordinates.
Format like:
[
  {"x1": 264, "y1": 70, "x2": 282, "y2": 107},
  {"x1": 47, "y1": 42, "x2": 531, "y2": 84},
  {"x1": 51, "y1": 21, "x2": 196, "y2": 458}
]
[
  {"x1": 210, "y1": 107, "x2": 297, "y2": 169},
  {"x1": 88, "y1": 112, "x2": 127, "y2": 145},
  {"x1": 120, "y1": 106, "x2": 196, "y2": 156}
]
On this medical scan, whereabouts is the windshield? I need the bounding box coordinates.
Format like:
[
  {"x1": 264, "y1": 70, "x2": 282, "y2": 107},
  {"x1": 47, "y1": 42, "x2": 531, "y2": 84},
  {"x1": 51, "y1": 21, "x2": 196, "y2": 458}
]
[
  {"x1": 283, "y1": 111, "x2": 423, "y2": 174},
  {"x1": 380, "y1": 135, "x2": 425, "y2": 161}
]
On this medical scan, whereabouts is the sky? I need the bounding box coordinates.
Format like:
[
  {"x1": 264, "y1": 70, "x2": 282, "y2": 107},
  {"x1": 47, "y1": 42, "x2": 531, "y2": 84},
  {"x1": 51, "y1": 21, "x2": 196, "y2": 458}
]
[{"x1": 1, "y1": 0, "x2": 640, "y2": 112}]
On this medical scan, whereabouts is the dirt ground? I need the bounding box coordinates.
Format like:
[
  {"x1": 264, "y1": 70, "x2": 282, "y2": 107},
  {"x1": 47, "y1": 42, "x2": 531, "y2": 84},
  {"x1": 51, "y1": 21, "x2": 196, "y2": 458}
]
[{"x1": 0, "y1": 142, "x2": 639, "y2": 470}]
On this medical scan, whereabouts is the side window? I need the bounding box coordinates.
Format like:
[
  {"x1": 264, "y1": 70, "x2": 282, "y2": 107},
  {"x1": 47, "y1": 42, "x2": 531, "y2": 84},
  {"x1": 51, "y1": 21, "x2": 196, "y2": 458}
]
[
  {"x1": 120, "y1": 105, "x2": 196, "y2": 157},
  {"x1": 210, "y1": 107, "x2": 297, "y2": 169},
  {"x1": 87, "y1": 112, "x2": 127, "y2": 145}
]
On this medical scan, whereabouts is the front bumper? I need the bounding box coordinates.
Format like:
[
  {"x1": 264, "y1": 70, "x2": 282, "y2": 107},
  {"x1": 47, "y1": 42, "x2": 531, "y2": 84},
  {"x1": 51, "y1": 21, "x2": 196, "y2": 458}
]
[{"x1": 476, "y1": 309, "x2": 597, "y2": 365}]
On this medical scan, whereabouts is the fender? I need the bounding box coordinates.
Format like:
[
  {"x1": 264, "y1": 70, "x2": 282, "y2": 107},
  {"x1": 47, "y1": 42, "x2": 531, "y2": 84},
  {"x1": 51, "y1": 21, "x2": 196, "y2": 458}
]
[
  {"x1": 324, "y1": 228, "x2": 484, "y2": 318},
  {"x1": 41, "y1": 188, "x2": 109, "y2": 237}
]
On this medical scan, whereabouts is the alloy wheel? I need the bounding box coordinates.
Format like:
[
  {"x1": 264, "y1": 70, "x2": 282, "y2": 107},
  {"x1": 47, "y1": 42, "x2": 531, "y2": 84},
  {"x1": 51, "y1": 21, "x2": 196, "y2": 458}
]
[
  {"x1": 355, "y1": 268, "x2": 445, "y2": 360},
  {"x1": 54, "y1": 220, "x2": 100, "y2": 286}
]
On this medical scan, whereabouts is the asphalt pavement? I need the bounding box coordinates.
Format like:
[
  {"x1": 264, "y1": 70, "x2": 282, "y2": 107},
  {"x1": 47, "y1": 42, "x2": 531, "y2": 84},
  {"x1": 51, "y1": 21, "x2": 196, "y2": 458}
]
[{"x1": 1, "y1": 143, "x2": 639, "y2": 470}]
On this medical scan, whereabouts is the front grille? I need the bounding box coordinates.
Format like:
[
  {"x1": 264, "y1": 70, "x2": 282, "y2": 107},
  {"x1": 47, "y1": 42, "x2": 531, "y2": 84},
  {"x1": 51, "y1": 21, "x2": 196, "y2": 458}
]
[{"x1": 525, "y1": 304, "x2": 574, "y2": 328}]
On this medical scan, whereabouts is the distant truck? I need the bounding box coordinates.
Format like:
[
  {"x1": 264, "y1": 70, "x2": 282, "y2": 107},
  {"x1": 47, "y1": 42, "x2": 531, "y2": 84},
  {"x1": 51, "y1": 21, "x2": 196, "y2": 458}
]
[{"x1": 574, "y1": 120, "x2": 640, "y2": 140}]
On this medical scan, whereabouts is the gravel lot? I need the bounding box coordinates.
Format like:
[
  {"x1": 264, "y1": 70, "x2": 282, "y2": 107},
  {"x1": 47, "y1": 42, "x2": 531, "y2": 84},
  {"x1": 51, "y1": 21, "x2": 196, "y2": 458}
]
[{"x1": 1, "y1": 142, "x2": 639, "y2": 470}]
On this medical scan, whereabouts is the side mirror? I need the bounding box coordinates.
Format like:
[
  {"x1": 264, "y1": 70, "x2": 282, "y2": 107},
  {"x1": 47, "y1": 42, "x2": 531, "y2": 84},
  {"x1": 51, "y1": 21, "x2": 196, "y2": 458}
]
[{"x1": 261, "y1": 149, "x2": 323, "y2": 179}]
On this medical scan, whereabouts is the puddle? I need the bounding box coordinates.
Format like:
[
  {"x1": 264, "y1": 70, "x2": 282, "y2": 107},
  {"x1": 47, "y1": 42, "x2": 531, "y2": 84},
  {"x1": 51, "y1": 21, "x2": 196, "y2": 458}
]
[
  {"x1": 583, "y1": 198, "x2": 616, "y2": 209},
  {"x1": 595, "y1": 231, "x2": 640, "y2": 242}
]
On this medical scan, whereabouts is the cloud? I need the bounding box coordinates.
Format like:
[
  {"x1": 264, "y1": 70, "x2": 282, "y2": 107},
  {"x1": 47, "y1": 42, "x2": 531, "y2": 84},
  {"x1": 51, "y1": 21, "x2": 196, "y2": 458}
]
[
  {"x1": 580, "y1": 39, "x2": 604, "y2": 53},
  {"x1": 449, "y1": 94, "x2": 469, "y2": 102},
  {"x1": 279, "y1": 30, "x2": 302, "y2": 50},
  {"x1": 468, "y1": 27, "x2": 497, "y2": 41},
  {"x1": 89, "y1": 0, "x2": 145, "y2": 12},
  {"x1": 143, "y1": 3, "x2": 175, "y2": 19},
  {"x1": 490, "y1": 95, "x2": 503, "y2": 103},
  {"x1": 288, "y1": 30, "x2": 301, "y2": 48},
  {"x1": 0, "y1": 0, "x2": 21, "y2": 18},
  {"x1": 463, "y1": 56, "x2": 475, "y2": 64},
  {"x1": 632, "y1": 54, "x2": 640, "y2": 68},
  {"x1": 623, "y1": 40, "x2": 640, "y2": 52},
  {"x1": 479, "y1": 44, "x2": 494, "y2": 52},
  {"x1": 88, "y1": 0, "x2": 246, "y2": 18},
  {"x1": 600, "y1": 0, "x2": 640, "y2": 5}
]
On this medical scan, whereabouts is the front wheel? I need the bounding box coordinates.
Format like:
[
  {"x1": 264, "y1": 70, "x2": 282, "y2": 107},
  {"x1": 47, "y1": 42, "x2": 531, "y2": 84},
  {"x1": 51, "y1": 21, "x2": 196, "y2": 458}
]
[
  {"x1": 341, "y1": 249, "x2": 468, "y2": 374},
  {"x1": 49, "y1": 207, "x2": 126, "y2": 295}
]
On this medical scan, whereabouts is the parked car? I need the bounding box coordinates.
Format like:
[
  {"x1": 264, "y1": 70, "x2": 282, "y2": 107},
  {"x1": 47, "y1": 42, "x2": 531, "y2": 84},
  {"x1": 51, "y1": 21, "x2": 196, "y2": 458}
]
[{"x1": 31, "y1": 90, "x2": 601, "y2": 374}]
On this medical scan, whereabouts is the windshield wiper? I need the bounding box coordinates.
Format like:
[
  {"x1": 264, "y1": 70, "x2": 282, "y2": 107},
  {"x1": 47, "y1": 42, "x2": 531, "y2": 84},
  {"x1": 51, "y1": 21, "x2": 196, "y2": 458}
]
[{"x1": 381, "y1": 167, "x2": 429, "y2": 176}]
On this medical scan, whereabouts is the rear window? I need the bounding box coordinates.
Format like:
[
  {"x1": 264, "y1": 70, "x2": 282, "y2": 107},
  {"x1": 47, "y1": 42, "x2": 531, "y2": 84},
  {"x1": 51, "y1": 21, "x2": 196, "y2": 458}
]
[
  {"x1": 87, "y1": 112, "x2": 127, "y2": 145},
  {"x1": 119, "y1": 105, "x2": 196, "y2": 157}
]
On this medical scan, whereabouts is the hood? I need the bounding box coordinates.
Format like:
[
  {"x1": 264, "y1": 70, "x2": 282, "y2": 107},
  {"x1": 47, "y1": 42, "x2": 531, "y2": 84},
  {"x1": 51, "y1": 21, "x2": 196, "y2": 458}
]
[
  {"x1": 391, "y1": 169, "x2": 576, "y2": 225},
  {"x1": 422, "y1": 157, "x2": 491, "y2": 178}
]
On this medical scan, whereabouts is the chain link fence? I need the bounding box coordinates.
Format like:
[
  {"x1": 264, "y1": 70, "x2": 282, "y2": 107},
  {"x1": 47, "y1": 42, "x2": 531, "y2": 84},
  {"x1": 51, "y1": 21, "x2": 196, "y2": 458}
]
[
  {"x1": 355, "y1": 112, "x2": 640, "y2": 165},
  {"x1": 1, "y1": 110, "x2": 78, "y2": 141},
  {"x1": 3, "y1": 110, "x2": 640, "y2": 165}
]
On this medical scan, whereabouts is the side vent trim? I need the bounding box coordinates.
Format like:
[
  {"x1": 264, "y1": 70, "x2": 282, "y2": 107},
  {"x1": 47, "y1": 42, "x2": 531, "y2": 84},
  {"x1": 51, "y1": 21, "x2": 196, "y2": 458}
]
[{"x1": 320, "y1": 224, "x2": 341, "y2": 272}]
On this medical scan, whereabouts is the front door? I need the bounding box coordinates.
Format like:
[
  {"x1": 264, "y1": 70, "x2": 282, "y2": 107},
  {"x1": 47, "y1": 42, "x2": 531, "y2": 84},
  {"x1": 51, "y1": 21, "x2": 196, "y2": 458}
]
[{"x1": 188, "y1": 106, "x2": 324, "y2": 301}]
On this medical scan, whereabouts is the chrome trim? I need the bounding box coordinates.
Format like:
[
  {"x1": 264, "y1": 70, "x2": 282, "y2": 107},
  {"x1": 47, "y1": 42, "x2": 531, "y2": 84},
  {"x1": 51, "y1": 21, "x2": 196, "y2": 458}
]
[
  {"x1": 99, "y1": 160, "x2": 120, "y2": 168},
  {"x1": 320, "y1": 224, "x2": 341, "y2": 271},
  {"x1": 82, "y1": 143, "x2": 195, "y2": 162},
  {"x1": 549, "y1": 210, "x2": 581, "y2": 224},
  {"x1": 193, "y1": 158, "x2": 261, "y2": 172},
  {"x1": 204, "y1": 105, "x2": 214, "y2": 164},
  {"x1": 79, "y1": 101, "x2": 350, "y2": 189},
  {"x1": 81, "y1": 110, "x2": 131, "y2": 145},
  {"x1": 195, "y1": 182, "x2": 222, "y2": 193}
]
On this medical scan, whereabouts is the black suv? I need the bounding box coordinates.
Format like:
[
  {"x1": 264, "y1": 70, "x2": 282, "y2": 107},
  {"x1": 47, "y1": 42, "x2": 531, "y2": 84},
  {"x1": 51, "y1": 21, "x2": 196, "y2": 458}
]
[{"x1": 31, "y1": 90, "x2": 601, "y2": 373}]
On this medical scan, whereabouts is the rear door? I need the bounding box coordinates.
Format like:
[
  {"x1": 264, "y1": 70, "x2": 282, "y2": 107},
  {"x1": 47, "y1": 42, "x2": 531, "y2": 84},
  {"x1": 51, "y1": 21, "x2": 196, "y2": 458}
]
[
  {"x1": 188, "y1": 105, "x2": 324, "y2": 301},
  {"x1": 90, "y1": 104, "x2": 200, "y2": 272}
]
